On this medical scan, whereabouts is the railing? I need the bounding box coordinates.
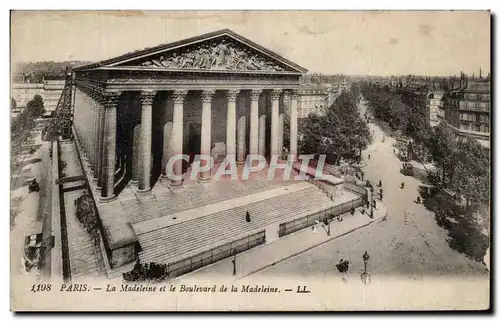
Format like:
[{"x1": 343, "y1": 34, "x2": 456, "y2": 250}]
[
  {"x1": 165, "y1": 230, "x2": 266, "y2": 278},
  {"x1": 309, "y1": 179, "x2": 334, "y2": 201},
  {"x1": 278, "y1": 198, "x2": 364, "y2": 237},
  {"x1": 291, "y1": 161, "x2": 337, "y2": 201}
]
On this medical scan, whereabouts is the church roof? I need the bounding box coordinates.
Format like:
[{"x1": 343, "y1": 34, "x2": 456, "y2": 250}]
[{"x1": 73, "y1": 29, "x2": 308, "y2": 74}]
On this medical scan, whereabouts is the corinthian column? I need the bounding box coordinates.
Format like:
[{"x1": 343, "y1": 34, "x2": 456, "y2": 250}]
[
  {"x1": 258, "y1": 115, "x2": 266, "y2": 157},
  {"x1": 290, "y1": 90, "x2": 299, "y2": 162},
  {"x1": 200, "y1": 89, "x2": 215, "y2": 181},
  {"x1": 226, "y1": 89, "x2": 240, "y2": 160},
  {"x1": 100, "y1": 92, "x2": 121, "y2": 202},
  {"x1": 270, "y1": 89, "x2": 282, "y2": 158},
  {"x1": 278, "y1": 113, "x2": 284, "y2": 159},
  {"x1": 90, "y1": 90, "x2": 99, "y2": 176},
  {"x1": 138, "y1": 90, "x2": 156, "y2": 193},
  {"x1": 95, "y1": 89, "x2": 105, "y2": 187},
  {"x1": 170, "y1": 90, "x2": 187, "y2": 187},
  {"x1": 249, "y1": 89, "x2": 262, "y2": 157},
  {"x1": 236, "y1": 99, "x2": 247, "y2": 164}
]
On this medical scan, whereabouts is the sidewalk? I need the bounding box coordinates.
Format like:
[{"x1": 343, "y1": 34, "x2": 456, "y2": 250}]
[
  {"x1": 59, "y1": 141, "x2": 106, "y2": 280},
  {"x1": 179, "y1": 200, "x2": 388, "y2": 280}
]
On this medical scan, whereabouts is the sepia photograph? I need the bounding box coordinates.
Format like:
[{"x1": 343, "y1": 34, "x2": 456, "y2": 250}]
[{"x1": 8, "y1": 9, "x2": 491, "y2": 311}]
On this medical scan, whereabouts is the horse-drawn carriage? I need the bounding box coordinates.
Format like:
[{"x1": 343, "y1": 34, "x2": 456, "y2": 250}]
[{"x1": 400, "y1": 162, "x2": 414, "y2": 176}]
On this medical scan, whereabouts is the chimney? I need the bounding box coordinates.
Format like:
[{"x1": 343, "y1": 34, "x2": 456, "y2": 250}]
[{"x1": 479, "y1": 67, "x2": 482, "y2": 79}]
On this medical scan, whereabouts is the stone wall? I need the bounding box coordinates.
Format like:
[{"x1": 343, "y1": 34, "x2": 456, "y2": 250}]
[{"x1": 11, "y1": 80, "x2": 65, "y2": 112}]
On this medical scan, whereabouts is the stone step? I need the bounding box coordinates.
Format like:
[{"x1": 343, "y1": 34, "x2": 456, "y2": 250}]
[
  {"x1": 137, "y1": 187, "x2": 332, "y2": 264},
  {"x1": 117, "y1": 179, "x2": 297, "y2": 224}
]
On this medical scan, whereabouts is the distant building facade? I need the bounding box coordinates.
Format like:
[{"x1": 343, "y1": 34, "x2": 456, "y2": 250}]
[
  {"x1": 428, "y1": 91, "x2": 444, "y2": 127},
  {"x1": 298, "y1": 80, "x2": 349, "y2": 118},
  {"x1": 11, "y1": 79, "x2": 66, "y2": 114},
  {"x1": 443, "y1": 77, "x2": 490, "y2": 148},
  {"x1": 298, "y1": 85, "x2": 328, "y2": 118}
]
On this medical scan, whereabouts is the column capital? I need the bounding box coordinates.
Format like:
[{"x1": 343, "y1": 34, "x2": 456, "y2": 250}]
[
  {"x1": 226, "y1": 89, "x2": 240, "y2": 102},
  {"x1": 90, "y1": 87, "x2": 104, "y2": 100},
  {"x1": 87, "y1": 89, "x2": 98, "y2": 100},
  {"x1": 102, "y1": 91, "x2": 121, "y2": 108},
  {"x1": 271, "y1": 89, "x2": 282, "y2": 100},
  {"x1": 201, "y1": 89, "x2": 216, "y2": 103},
  {"x1": 140, "y1": 90, "x2": 157, "y2": 105},
  {"x1": 249, "y1": 89, "x2": 263, "y2": 101},
  {"x1": 172, "y1": 90, "x2": 188, "y2": 104},
  {"x1": 290, "y1": 89, "x2": 300, "y2": 100}
]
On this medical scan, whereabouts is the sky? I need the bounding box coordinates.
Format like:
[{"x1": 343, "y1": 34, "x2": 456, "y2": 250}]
[{"x1": 10, "y1": 10, "x2": 491, "y2": 76}]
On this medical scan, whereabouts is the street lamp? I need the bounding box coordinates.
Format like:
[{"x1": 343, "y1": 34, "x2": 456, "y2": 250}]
[
  {"x1": 369, "y1": 186, "x2": 374, "y2": 219},
  {"x1": 361, "y1": 251, "x2": 371, "y2": 284}
]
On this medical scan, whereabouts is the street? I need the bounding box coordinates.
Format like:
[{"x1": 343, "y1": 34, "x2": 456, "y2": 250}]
[
  {"x1": 248, "y1": 98, "x2": 488, "y2": 282},
  {"x1": 10, "y1": 131, "x2": 52, "y2": 286}
]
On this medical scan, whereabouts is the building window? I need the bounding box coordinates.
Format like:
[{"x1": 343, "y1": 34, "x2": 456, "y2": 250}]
[{"x1": 475, "y1": 124, "x2": 481, "y2": 132}]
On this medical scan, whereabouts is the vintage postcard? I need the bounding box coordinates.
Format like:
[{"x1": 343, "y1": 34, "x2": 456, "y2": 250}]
[{"x1": 10, "y1": 10, "x2": 490, "y2": 311}]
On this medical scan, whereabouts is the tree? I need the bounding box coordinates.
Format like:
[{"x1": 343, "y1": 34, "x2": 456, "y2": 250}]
[
  {"x1": 26, "y1": 94, "x2": 45, "y2": 118},
  {"x1": 448, "y1": 137, "x2": 489, "y2": 206},
  {"x1": 426, "y1": 122, "x2": 458, "y2": 185},
  {"x1": 299, "y1": 91, "x2": 370, "y2": 165}
]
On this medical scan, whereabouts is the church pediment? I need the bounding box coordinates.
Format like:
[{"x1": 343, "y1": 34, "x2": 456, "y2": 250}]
[{"x1": 75, "y1": 29, "x2": 307, "y2": 74}]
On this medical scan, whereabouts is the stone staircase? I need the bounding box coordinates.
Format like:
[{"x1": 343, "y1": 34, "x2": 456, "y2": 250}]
[
  {"x1": 137, "y1": 186, "x2": 333, "y2": 265},
  {"x1": 100, "y1": 174, "x2": 298, "y2": 226}
]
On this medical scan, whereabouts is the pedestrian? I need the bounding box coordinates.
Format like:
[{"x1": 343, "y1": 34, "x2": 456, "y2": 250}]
[
  {"x1": 417, "y1": 196, "x2": 421, "y2": 204},
  {"x1": 245, "y1": 211, "x2": 251, "y2": 222},
  {"x1": 343, "y1": 260, "x2": 350, "y2": 273},
  {"x1": 368, "y1": 154, "x2": 371, "y2": 160},
  {"x1": 336, "y1": 259, "x2": 345, "y2": 273},
  {"x1": 378, "y1": 180, "x2": 382, "y2": 187},
  {"x1": 400, "y1": 182, "x2": 405, "y2": 189},
  {"x1": 393, "y1": 149, "x2": 396, "y2": 154}
]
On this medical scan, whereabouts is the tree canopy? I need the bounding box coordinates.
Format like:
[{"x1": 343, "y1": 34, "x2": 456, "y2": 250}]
[
  {"x1": 299, "y1": 91, "x2": 371, "y2": 165},
  {"x1": 360, "y1": 82, "x2": 432, "y2": 141},
  {"x1": 425, "y1": 122, "x2": 489, "y2": 206},
  {"x1": 26, "y1": 95, "x2": 45, "y2": 118}
]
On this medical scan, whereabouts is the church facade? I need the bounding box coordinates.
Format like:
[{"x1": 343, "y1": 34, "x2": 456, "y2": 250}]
[{"x1": 72, "y1": 29, "x2": 308, "y2": 202}]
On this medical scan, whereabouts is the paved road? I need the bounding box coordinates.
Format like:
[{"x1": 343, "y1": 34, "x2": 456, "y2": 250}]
[
  {"x1": 10, "y1": 132, "x2": 49, "y2": 298},
  {"x1": 250, "y1": 98, "x2": 488, "y2": 282}
]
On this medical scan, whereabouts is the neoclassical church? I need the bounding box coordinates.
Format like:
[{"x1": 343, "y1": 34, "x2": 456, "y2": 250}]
[
  {"x1": 69, "y1": 29, "x2": 360, "y2": 276},
  {"x1": 73, "y1": 29, "x2": 307, "y2": 201}
]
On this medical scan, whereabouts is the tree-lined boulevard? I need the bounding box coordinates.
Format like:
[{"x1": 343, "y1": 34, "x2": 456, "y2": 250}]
[{"x1": 250, "y1": 88, "x2": 488, "y2": 282}]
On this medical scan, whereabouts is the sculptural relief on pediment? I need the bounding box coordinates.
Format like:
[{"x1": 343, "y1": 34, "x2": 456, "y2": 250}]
[{"x1": 128, "y1": 37, "x2": 289, "y2": 72}]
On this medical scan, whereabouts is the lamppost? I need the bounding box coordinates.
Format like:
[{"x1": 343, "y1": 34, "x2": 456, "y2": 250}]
[
  {"x1": 361, "y1": 251, "x2": 371, "y2": 284},
  {"x1": 231, "y1": 250, "x2": 236, "y2": 276},
  {"x1": 369, "y1": 186, "x2": 374, "y2": 219}
]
